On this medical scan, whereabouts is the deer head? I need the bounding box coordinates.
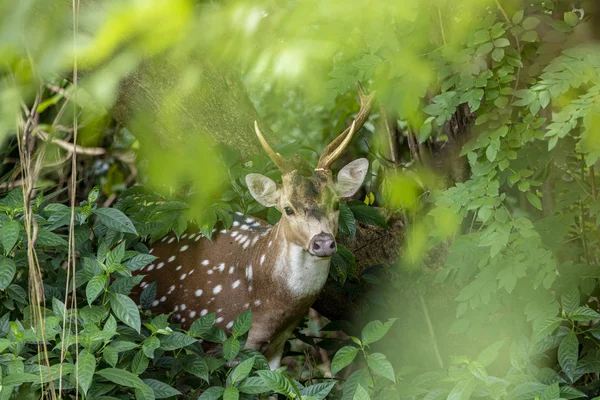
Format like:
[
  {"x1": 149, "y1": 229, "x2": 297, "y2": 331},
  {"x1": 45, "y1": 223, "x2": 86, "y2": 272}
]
[{"x1": 246, "y1": 85, "x2": 376, "y2": 258}]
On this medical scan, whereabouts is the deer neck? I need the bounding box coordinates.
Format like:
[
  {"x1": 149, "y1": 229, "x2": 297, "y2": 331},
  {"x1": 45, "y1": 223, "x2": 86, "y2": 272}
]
[{"x1": 267, "y1": 223, "x2": 331, "y2": 300}]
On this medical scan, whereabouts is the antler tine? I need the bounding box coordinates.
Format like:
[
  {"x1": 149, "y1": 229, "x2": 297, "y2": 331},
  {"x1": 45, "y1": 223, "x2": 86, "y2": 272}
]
[
  {"x1": 254, "y1": 121, "x2": 289, "y2": 172},
  {"x1": 316, "y1": 84, "x2": 376, "y2": 170}
]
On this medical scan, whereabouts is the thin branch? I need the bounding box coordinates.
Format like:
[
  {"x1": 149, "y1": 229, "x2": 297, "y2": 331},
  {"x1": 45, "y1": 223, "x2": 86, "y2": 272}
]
[
  {"x1": 34, "y1": 128, "x2": 106, "y2": 156},
  {"x1": 418, "y1": 291, "x2": 444, "y2": 369}
]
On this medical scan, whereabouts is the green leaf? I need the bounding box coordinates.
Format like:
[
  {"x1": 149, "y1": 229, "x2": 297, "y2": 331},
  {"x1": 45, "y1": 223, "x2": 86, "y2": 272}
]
[
  {"x1": 558, "y1": 331, "x2": 578, "y2": 382},
  {"x1": 467, "y1": 361, "x2": 487, "y2": 381},
  {"x1": 229, "y1": 356, "x2": 255, "y2": 384},
  {"x1": 491, "y1": 48, "x2": 505, "y2": 62},
  {"x1": 125, "y1": 254, "x2": 157, "y2": 271},
  {"x1": 232, "y1": 309, "x2": 252, "y2": 338},
  {"x1": 539, "y1": 90, "x2": 551, "y2": 109},
  {"x1": 109, "y1": 292, "x2": 141, "y2": 333},
  {"x1": 256, "y1": 370, "x2": 296, "y2": 398},
  {"x1": 77, "y1": 350, "x2": 96, "y2": 395},
  {"x1": 493, "y1": 38, "x2": 510, "y2": 47},
  {"x1": 361, "y1": 318, "x2": 396, "y2": 346},
  {"x1": 347, "y1": 202, "x2": 387, "y2": 228},
  {"x1": 526, "y1": 192, "x2": 542, "y2": 210},
  {"x1": 561, "y1": 287, "x2": 580, "y2": 314},
  {"x1": 140, "y1": 281, "x2": 157, "y2": 310},
  {"x1": 0, "y1": 256, "x2": 16, "y2": 290},
  {"x1": 183, "y1": 355, "x2": 209, "y2": 383},
  {"x1": 223, "y1": 387, "x2": 239, "y2": 400},
  {"x1": 142, "y1": 336, "x2": 160, "y2": 358},
  {"x1": 522, "y1": 16, "x2": 540, "y2": 30},
  {"x1": 512, "y1": 10, "x2": 524, "y2": 24},
  {"x1": 96, "y1": 368, "x2": 145, "y2": 388},
  {"x1": 300, "y1": 382, "x2": 336, "y2": 400},
  {"x1": 353, "y1": 384, "x2": 370, "y2": 400},
  {"x1": 131, "y1": 350, "x2": 149, "y2": 375},
  {"x1": 142, "y1": 378, "x2": 182, "y2": 399},
  {"x1": 564, "y1": 11, "x2": 579, "y2": 27},
  {"x1": 159, "y1": 332, "x2": 196, "y2": 351},
  {"x1": 238, "y1": 376, "x2": 271, "y2": 394},
  {"x1": 2, "y1": 373, "x2": 39, "y2": 386},
  {"x1": 476, "y1": 340, "x2": 504, "y2": 366},
  {"x1": 447, "y1": 378, "x2": 475, "y2": 400},
  {"x1": 93, "y1": 208, "x2": 137, "y2": 234},
  {"x1": 199, "y1": 387, "x2": 225, "y2": 400},
  {"x1": 522, "y1": 30, "x2": 538, "y2": 42},
  {"x1": 366, "y1": 353, "x2": 395, "y2": 382},
  {"x1": 331, "y1": 346, "x2": 358, "y2": 376},
  {"x1": 1, "y1": 220, "x2": 20, "y2": 252},
  {"x1": 86, "y1": 275, "x2": 107, "y2": 305},
  {"x1": 569, "y1": 306, "x2": 600, "y2": 321},
  {"x1": 36, "y1": 229, "x2": 68, "y2": 249},
  {"x1": 223, "y1": 336, "x2": 241, "y2": 362},
  {"x1": 189, "y1": 312, "x2": 217, "y2": 337},
  {"x1": 338, "y1": 202, "x2": 357, "y2": 237}
]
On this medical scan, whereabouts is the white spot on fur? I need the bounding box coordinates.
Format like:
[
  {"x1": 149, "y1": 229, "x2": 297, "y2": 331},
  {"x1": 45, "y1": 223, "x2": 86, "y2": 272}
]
[
  {"x1": 217, "y1": 308, "x2": 222, "y2": 313},
  {"x1": 241, "y1": 224, "x2": 249, "y2": 230},
  {"x1": 180, "y1": 245, "x2": 189, "y2": 252},
  {"x1": 181, "y1": 318, "x2": 186, "y2": 323},
  {"x1": 254, "y1": 300, "x2": 261, "y2": 306},
  {"x1": 202, "y1": 259, "x2": 209, "y2": 266},
  {"x1": 200, "y1": 309, "x2": 208, "y2": 316},
  {"x1": 168, "y1": 285, "x2": 175, "y2": 294},
  {"x1": 152, "y1": 300, "x2": 159, "y2": 307},
  {"x1": 180, "y1": 304, "x2": 187, "y2": 311},
  {"x1": 232, "y1": 280, "x2": 241, "y2": 289},
  {"x1": 174, "y1": 305, "x2": 179, "y2": 311},
  {"x1": 161, "y1": 236, "x2": 168, "y2": 242},
  {"x1": 246, "y1": 265, "x2": 253, "y2": 281},
  {"x1": 189, "y1": 311, "x2": 197, "y2": 318},
  {"x1": 248, "y1": 285, "x2": 253, "y2": 292},
  {"x1": 216, "y1": 317, "x2": 224, "y2": 323},
  {"x1": 160, "y1": 296, "x2": 167, "y2": 302},
  {"x1": 180, "y1": 273, "x2": 187, "y2": 280},
  {"x1": 244, "y1": 303, "x2": 250, "y2": 308},
  {"x1": 260, "y1": 254, "x2": 265, "y2": 265},
  {"x1": 213, "y1": 285, "x2": 222, "y2": 294},
  {"x1": 195, "y1": 235, "x2": 202, "y2": 242},
  {"x1": 181, "y1": 233, "x2": 188, "y2": 239},
  {"x1": 167, "y1": 256, "x2": 176, "y2": 263},
  {"x1": 268, "y1": 241, "x2": 272, "y2": 247},
  {"x1": 251, "y1": 236, "x2": 260, "y2": 246},
  {"x1": 189, "y1": 269, "x2": 194, "y2": 275},
  {"x1": 149, "y1": 248, "x2": 154, "y2": 254},
  {"x1": 147, "y1": 264, "x2": 155, "y2": 271},
  {"x1": 229, "y1": 266, "x2": 235, "y2": 274},
  {"x1": 207, "y1": 270, "x2": 213, "y2": 275},
  {"x1": 233, "y1": 221, "x2": 240, "y2": 227},
  {"x1": 157, "y1": 262, "x2": 165, "y2": 269},
  {"x1": 220, "y1": 229, "x2": 226, "y2": 233},
  {"x1": 217, "y1": 263, "x2": 225, "y2": 272},
  {"x1": 195, "y1": 289, "x2": 203, "y2": 296},
  {"x1": 176, "y1": 265, "x2": 182, "y2": 271},
  {"x1": 226, "y1": 321, "x2": 234, "y2": 329},
  {"x1": 168, "y1": 237, "x2": 175, "y2": 244},
  {"x1": 231, "y1": 231, "x2": 239, "y2": 238}
]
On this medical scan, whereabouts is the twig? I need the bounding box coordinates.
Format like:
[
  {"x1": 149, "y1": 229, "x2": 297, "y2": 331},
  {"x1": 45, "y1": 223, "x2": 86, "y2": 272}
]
[
  {"x1": 35, "y1": 128, "x2": 106, "y2": 156},
  {"x1": 438, "y1": 7, "x2": 447, "y2": 46},
  {"x1": 380, "y1": 106, "x2": 397, "y2": 164}
]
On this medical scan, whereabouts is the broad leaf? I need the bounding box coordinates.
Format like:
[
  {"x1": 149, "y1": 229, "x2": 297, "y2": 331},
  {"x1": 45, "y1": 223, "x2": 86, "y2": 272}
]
[
  {"x1": 0, "y1": 256, "x2": 16, "y2": 290},
  {"x1": 366, "y1": 353, "x2": 395, "y2": 382},
  {"x1": 1, "y1": 219, "x2": 20, "y2": 251},
  {"x1": 229, "y1": 356, "x2": 255, "y2": 384},
  {"x1": 338, "y1": 202, "x2": 356, "y2": 237},
  {"x1": 331, "y1": 346, "x2": 358, "y2": 376},
  {"x1": 558, "y1": 331, "x2": 578, "y2": 382},
  {"x1": 232, "y1": 309, "x2": 252, "y2": 338},
  {"x1": 142, "y1": 378, "x2": 182, "y2": 399},
  {"x1": 109, "y1": 292, "x2": 141, "y2": 333},
  {"x1": 361, "y1": 318, "x2": 396, "y2": 346},
  {"x1": 96, "y1": 368, "x2": 145, "y2": 388},
  {"x1": 199, "y1": 387, "x2": 225, "y2": 400},
  {"x1": 86, "y1": 274, "x2": 107, "y2": 305},
  {"x1": 94, "y1": 208, "x2": 137, "y2": 234},
  {"x1": 77, "y1": 350, "x2": 96, "y2": 395}
]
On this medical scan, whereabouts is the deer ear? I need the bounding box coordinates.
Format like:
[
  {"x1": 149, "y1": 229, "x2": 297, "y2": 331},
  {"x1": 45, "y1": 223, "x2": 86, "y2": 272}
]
[
  {"x1": 246, "y1": 173, "x2": 281, "y2": 207},
  {"x1": 335, "y1": 158, "x2": 369, "y2": 198}
]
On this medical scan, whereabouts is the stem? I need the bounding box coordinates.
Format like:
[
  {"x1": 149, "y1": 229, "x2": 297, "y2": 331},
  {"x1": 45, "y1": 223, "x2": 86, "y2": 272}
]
[
  {"x1": 438, "y1": 7, "x2": 447, "y2": 46},
  {"x1": 418, "y1": 291, "x2": 444, "y2": 369}
]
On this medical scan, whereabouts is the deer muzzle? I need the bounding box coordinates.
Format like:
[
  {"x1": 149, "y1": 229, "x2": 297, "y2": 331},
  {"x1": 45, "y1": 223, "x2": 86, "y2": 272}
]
[{"x1": 309, "y1": 232, "x2": 336, "y2": 258}]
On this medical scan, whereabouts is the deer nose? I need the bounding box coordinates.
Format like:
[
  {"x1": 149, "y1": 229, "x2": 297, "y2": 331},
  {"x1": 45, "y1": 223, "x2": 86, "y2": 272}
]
[{"x1": 309, "y1": 233, "x2": 336, "y2": 257}]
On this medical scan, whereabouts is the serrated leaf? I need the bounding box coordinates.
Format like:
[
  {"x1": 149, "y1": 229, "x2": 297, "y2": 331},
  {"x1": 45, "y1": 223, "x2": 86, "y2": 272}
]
[
  {"x1": 94, "y1": 208, "x2": 137, "y2": 234},
  {"x1": 86, "y1": 275, "x2": 107, "y2": 305},
  {"x1": 109, "y1": 293, "x2": 141, "y2": 333},
  {"x1": 77, "y1": 350, "x2": 96, "y2": 395},
  {"x1": 331, "y1": 346, "x2": 358, "y2": 376},
  {"x1": 558, "y1": 331, "x2": 578, "y2": 382},
  {"x1": 142, "y1": 378, "x2": 182, "y2": 399},
  {"x1": 366, "y1": 353, "x2": 395, "y2": 382}
]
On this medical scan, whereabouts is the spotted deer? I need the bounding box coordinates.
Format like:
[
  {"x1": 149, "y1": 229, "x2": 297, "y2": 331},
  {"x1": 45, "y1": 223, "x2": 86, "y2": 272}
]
[{"x1": 131, "y1": 87, "x2": 375, "y2": 368}]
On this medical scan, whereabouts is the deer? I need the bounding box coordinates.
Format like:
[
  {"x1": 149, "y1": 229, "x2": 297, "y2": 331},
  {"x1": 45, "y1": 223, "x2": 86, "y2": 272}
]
[{"x1": 131, "y1": 86, "x2": 376, "y2": 369}]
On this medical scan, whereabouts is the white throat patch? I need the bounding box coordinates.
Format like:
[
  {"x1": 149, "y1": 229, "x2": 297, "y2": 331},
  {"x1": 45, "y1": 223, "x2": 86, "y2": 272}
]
[{"x1": 275, "y1": 242, "x2": 331, "y2": 298}]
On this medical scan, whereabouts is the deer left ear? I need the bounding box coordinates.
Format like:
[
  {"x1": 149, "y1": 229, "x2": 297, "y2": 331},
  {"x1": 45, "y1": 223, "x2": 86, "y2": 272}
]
[{"x1": 335, "y1": 158, "x2": 369, "y2": 198}]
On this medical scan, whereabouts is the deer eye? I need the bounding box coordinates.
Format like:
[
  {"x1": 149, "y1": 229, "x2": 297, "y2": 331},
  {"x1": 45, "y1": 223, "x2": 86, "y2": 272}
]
[{"x1": 284, "y1": 206, "x2": 294, "y2": 215}]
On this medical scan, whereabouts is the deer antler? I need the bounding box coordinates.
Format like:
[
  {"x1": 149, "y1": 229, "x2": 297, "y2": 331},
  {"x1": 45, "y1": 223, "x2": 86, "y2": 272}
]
[
  {"x1": 316, "y1": 83, "x2": 376, "y2": 170},
  {"x1": 254, "y1": 121, "x2": 291, "y2": 172}
]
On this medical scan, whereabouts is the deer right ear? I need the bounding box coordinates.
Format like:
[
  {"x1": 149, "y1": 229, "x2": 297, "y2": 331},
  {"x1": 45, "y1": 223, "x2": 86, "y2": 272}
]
[{"x1": 246, "y1": 174, "x2": 281, "y2": 207}]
